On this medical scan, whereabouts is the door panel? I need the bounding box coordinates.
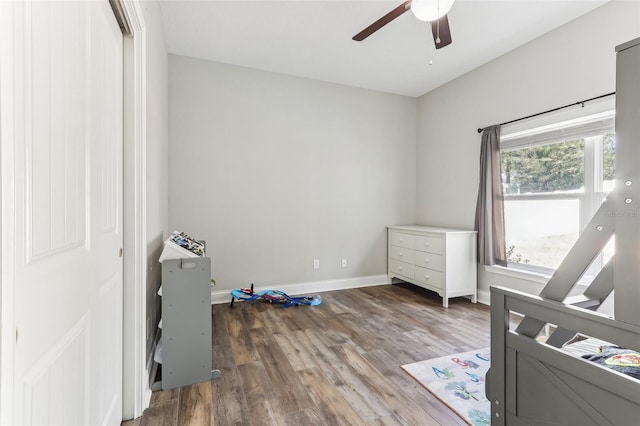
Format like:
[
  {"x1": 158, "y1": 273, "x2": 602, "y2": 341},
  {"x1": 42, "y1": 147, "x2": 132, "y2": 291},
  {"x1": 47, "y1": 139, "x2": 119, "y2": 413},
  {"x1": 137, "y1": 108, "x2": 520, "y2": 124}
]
[
  {"x1": 7, "y1": 1, "x2": 124, "y2": 424},
  {"x1": 28, "y1": 0, "x2": 87, "y2": 260},
  {"x1": 21, "y1": 316, "x2": 89, "y2": 425}
]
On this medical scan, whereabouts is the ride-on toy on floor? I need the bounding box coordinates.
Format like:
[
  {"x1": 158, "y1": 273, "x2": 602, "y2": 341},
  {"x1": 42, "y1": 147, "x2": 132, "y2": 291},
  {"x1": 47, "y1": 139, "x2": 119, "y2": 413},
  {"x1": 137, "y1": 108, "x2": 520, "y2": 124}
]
[{"x1": 230, "y1": 283, "x2": 322, "y2": 308}]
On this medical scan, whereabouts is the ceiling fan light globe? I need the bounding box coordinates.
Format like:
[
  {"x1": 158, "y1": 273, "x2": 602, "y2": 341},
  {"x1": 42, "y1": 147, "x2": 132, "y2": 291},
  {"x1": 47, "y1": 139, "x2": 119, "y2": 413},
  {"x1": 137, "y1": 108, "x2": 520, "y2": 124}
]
[{"x1": 411, "y1": 0, "x2": 455, "y2": 22}]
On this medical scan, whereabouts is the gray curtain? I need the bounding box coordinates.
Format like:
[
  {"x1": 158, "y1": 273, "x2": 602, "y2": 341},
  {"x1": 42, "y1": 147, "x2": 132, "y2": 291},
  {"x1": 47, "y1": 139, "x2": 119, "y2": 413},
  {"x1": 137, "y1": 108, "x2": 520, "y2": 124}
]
[{"x1": 475, "y1": 125, "x2": 507, "y2": 266}]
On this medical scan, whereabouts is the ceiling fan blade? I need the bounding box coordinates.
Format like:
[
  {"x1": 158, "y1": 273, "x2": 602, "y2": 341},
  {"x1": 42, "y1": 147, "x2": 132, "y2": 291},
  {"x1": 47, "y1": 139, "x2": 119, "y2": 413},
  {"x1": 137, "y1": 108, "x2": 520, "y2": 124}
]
[
  {"x1": 430, "y1": 14, "x2": 452, "y2": 49},
  {"x1": 352, "y1": 1, "x2": 412, "y2": 41}
]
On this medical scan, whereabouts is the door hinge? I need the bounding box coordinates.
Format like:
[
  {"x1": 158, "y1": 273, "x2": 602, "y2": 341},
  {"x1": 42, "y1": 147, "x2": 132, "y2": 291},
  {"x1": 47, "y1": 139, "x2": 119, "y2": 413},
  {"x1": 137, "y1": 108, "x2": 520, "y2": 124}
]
[{"x1": 16, "y1": 328, "x2": 18, "y2": 343}]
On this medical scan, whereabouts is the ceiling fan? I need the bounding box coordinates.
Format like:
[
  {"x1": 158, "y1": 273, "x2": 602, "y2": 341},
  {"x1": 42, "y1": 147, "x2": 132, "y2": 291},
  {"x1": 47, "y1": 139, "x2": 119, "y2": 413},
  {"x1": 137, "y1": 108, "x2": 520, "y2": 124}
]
[{"x1": 352, "y1": 0, "x2": 455, "y2": 49}]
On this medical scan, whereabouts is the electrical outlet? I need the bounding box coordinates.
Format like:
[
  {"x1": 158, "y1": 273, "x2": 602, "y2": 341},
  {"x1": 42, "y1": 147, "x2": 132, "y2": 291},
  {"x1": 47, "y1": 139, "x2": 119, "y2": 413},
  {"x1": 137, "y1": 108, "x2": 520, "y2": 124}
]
[
  {"x1": 313, "y1": 259, "x2": 320, "y2": 269},
  {"x1": 341, "y1": 258, "x2": 347, "y2": 268}
]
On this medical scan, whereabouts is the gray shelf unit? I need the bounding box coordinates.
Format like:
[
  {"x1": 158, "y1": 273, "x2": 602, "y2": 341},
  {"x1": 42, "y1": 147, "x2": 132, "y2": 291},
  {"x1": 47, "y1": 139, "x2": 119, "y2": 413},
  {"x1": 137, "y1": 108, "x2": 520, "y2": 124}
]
[{"x1": 153, "y1": 257, "x2": 220, "y2": 391}]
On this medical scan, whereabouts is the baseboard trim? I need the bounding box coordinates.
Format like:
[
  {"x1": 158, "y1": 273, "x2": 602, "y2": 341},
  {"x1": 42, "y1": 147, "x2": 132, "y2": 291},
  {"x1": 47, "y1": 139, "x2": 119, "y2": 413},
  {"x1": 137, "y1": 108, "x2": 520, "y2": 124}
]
[
  {"x1": 477, "y1": 289, "x2": 490, "y2": 306},
  {"x1": 144, "y1": 327, "x2": 161, "y2": 405},
  {"x1": 211, "y1": 274, "x2": 389, "y2": 305}
]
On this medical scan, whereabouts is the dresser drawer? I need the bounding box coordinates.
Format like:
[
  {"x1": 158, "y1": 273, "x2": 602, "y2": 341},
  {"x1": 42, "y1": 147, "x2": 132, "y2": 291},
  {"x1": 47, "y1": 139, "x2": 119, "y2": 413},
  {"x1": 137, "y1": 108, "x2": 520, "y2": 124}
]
[
  {"x1": 390, "y1": 246, "x2": 415, "y2": 263},
  {"x1": 390, "y1": 231, "x2": 414, "y2": 249},
  {"x1": 414, "y1": 252, "x2": 444, "y2": 271},
  {"x1": 414, "y1": 235, "x2": 444, "y2": 254},
  {"x1": 414, "y1": 266, "x2": 444, "y2": 289},
  {"x1": 389, "y1": 259, "x2": 414, "y2": 279}
]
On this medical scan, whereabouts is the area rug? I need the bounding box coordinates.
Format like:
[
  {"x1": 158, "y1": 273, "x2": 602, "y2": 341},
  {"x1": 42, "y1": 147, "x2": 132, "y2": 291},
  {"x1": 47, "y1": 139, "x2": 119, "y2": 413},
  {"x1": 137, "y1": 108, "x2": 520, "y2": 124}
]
[{"x1": 401, "y1": 348, "x2": 491, "y2": 426}]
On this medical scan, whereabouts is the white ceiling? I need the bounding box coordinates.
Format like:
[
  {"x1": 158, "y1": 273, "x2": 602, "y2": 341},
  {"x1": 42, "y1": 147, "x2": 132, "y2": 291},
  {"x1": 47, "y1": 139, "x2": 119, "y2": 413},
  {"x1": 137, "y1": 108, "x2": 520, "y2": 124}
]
[{"x1": 158, "y1": 0, "x2": 608, "y2": 97}]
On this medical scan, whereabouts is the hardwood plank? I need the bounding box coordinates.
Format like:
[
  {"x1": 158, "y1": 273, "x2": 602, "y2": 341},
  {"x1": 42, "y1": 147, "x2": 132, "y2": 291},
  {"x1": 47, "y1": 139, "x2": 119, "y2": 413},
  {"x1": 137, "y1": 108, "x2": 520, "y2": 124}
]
[
  {"x1": 295, "y1": 330, "x2": 392, "y2": 421},
  {"x1": 225, "y1": 308, "x2": 259, "y2": 365},
  {"x1": 332, "y1": 343, "x2": 440, "y2": 425},
  {"x1": 177, "y1": 381, "x2": 213, "y2": 426},
  {"x1": 239, "y1": 302, "x2": 265, "y2": 330},
  {"x1": 281, "y1": 407, "x2": 325, "y2": 426},
  {"x1": 363, "y1": 349, "x2": 468, "y2": 426},
  {"x1": 275, "y1": 326, "x2": 377, "y2": 421},
  {"x1": 315, "y1": 314, "x2": 360, "y2": 347},
  {"x1": 333, "y1": 383, "x2": 390, "y2": 422},
  {"x1": 271, "y1": 331, "x2": 318, "y2": 371},
  {"x1": 139, "y1": 399, "x2": 178, "y2": 426},
  {"x1": 259, "y1": 306, "x2": 303, "y2": 335},
  {"x1": 321, "y1": 291, "x2": 359, "y2": 316},
  {"x1": 237, "y1": 361, "x2": 282, "y2": 425},
  {"x1": 211, "y1": 304, "x2": 230, "y2": 347},
  {"x1": 249, "y1": 326, "x2": 315, "y2": 414},
  {"x1": 285, "y1": 302, "x2": 333, "y2": 335},
  {"x1": 366, "y1": 415, "x2": 404, "y2": 425},
  {"x1": 297, "y1": 367, "x2": 366, "y2": 426},
  {"x1": 211, "y1": 344, "x2": 252, "y2": 425},
  {"x1": 150, "y1": 388, "x2": 180, "y2": 405},
  {"x1": 403, "y1": 328, "x2": 463, "y2": 356}
]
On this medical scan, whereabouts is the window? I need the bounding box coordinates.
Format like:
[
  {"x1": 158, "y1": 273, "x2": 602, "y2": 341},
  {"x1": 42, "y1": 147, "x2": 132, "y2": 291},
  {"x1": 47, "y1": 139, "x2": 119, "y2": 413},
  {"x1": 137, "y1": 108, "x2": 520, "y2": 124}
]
[{"x1": 500, "y1": 111, "x2": 615, "y2": 273}]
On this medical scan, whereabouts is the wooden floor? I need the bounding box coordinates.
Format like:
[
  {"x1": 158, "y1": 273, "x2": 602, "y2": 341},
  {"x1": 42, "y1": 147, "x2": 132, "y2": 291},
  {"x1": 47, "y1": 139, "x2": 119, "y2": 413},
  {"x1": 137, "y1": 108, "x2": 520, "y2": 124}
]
[{"x1": 123, "y1": 283, "x2": 491, "y2": 426}]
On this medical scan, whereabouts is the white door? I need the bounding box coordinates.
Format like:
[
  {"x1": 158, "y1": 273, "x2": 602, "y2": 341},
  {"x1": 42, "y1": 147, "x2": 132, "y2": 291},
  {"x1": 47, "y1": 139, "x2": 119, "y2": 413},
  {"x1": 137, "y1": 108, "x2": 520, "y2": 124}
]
[{"x1": 1, "y1": 1, "x2": 123, "y2": 424}]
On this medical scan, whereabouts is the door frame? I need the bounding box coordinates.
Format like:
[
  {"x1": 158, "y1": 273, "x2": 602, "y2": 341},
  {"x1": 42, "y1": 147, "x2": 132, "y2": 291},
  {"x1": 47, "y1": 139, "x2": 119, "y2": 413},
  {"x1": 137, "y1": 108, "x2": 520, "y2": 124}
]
[
  {"x1": 116, "y1": 0, "x2": 151, "y2": 420},
  {"x1": 0, "y1": 0, "x2": 150, "y2": 421},
  {"x1": 0, "y1": 1, "x2": 17, "y2": 423}
]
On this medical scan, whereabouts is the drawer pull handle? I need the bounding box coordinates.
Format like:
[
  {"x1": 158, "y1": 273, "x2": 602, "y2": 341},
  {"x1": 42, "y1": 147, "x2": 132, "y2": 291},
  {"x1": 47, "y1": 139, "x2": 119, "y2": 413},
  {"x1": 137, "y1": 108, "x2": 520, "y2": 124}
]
[
  {"x1": 425, "y1": 275, "x2": 430, "y2": 280},
  {"x1": 425, "y1": 243, "x2": 430, "y2": 246},
  {"x1": 399, "y1": 266, "x2": 403, "y2": 270},
  {"x1": 425, "y1": 259, "x2": 430, "y2": 263},
  {"x1": 399, "y1": 239, "x2": 404, "y2": 242},
  {"x1": 399, "y1": 252, "x2": 403, "y2": 256}
]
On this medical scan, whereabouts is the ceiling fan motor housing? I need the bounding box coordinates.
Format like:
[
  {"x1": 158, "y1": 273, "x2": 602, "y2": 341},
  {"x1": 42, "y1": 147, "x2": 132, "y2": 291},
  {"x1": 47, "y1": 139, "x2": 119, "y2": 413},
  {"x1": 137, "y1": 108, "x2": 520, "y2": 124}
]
[{"x1": 411, "y1": 0, "x2": 455, "y2": 22}]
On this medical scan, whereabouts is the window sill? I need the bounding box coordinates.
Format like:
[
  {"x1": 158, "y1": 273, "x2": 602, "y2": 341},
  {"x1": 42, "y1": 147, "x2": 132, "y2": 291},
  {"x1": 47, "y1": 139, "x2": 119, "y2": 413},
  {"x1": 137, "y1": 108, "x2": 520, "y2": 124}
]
[
  {"x1": 483, "y1": 264, "x2": 551, "y2": 284},
  {"x1": 484, "y1": 264, "x2": 596, "y2": 287}
]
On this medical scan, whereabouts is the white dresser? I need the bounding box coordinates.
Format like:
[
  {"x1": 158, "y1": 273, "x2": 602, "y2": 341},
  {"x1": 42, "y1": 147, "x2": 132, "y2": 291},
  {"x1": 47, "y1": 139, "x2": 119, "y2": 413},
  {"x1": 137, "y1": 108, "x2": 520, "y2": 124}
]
[{"x1": 388, "y1": 225, "x2": 477, "y2": 307}]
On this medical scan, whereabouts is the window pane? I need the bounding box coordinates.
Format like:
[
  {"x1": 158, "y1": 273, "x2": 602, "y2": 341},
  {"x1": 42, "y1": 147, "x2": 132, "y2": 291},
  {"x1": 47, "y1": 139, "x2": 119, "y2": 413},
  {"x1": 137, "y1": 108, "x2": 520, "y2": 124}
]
[
  {"x1": 602, "y1": 133, "x2": 615, "y2": 191},
  {"x1": 504, "y1": 198, "x2": 580, "y2": 269},
  {"x1": 502, "y1": 139, "x2": 585, "y2": 194}
]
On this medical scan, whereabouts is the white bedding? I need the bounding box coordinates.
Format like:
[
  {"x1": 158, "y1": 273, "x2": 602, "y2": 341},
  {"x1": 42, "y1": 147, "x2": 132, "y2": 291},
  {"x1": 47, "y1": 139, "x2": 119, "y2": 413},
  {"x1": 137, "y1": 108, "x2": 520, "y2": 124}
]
[{"x1": 562, "y1": 336, "x2": 611, "y2": 357}]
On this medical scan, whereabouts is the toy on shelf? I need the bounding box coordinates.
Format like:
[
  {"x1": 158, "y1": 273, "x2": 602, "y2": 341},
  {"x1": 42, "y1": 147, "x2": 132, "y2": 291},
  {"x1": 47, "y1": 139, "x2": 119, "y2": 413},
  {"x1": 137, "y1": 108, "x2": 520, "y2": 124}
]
[
  {"x1": 230, "y1": 283, "x2": 322, "y2": 308},
  {"x1": 158, "y1": 230, "x2": 205, "y2": 262}
]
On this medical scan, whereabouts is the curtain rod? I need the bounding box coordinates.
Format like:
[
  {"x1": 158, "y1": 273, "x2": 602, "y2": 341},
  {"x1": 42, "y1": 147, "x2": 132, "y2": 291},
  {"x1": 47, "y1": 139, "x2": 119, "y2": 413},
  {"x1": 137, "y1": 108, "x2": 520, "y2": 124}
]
[{"x1": 477, "y1": 92, "x2": 616, "y2": 134}]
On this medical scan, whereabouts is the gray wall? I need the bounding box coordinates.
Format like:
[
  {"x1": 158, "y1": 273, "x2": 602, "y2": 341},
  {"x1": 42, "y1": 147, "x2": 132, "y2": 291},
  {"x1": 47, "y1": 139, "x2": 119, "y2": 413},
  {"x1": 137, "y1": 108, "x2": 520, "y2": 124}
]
[
  {"x1": 416, "y1": 1, "x2": 640, "y2": 300},
  {"x1": 168, "y1": 55, "x2": 417, "y2": 291},
  {"x1": 142, "y1": 0, "x2": 169, "y2": 361}
]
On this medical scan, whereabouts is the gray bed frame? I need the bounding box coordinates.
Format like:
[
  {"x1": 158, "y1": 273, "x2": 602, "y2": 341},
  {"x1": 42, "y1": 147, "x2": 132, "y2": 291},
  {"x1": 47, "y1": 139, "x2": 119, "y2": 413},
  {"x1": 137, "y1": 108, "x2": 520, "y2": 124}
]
[
  {"x1": 486, "y1": 38, "x2": 640, "y2": 425},
  {"x1": 488, "y1": 287, "x2": 640, "y2": 425}
]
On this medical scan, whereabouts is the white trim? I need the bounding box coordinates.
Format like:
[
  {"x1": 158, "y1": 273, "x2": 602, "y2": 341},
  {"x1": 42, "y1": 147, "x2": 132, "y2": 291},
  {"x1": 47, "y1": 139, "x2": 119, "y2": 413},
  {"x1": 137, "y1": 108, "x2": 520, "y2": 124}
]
[
  {"x1": 211, "y1": 275, "x2": 389, "y2": 305},
  {"x1": 0, "y1": 2, "x2": 17, "y2": 421},
  {"x1": 146, "y1": 326, "x2": 161, "y2": 392},
  {"x1": 483, "y1": 264, "x2": 550, "y2": 285},
  {"x1": 120, "y1": 0, "x2": 147, "y2": 420},
  {"x1": 501, "y1": 110, "x2": 615, "y2": 151},
  {"x1": 504, "y1": 192, "x2": 582, "y2": 201},
  {"x1": 477, "y1": 289, "x2": 491, "y2": 306}
]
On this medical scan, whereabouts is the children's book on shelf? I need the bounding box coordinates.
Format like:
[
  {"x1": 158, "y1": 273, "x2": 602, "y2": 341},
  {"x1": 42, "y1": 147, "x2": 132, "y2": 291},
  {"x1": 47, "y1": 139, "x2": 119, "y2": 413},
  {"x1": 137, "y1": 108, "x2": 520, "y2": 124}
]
[{"x1": 158, "y1": 230, "x2": 206, "y2": 262}]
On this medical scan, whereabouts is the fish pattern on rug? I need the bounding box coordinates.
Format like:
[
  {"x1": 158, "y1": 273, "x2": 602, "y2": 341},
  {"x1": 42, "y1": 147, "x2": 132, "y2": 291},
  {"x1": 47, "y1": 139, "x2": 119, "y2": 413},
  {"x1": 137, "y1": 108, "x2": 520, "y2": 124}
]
[{"x1": 401, "y1": 348, "x2": 491, "y2": 426}]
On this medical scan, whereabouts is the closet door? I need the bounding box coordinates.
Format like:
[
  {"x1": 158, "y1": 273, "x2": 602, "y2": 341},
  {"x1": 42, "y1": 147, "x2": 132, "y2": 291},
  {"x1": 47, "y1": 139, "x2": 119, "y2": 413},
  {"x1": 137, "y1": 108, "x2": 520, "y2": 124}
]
[{"x1": 1, "y1": 1, "x2": 123, "y2": 424}]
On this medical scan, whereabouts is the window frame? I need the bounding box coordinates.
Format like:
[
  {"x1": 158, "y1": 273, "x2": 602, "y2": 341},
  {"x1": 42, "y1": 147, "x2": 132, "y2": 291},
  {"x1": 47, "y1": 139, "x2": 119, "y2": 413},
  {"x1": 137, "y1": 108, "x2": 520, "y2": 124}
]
[{"x1": 500, "y1": 111, "x2": 615, "y2": 275}]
